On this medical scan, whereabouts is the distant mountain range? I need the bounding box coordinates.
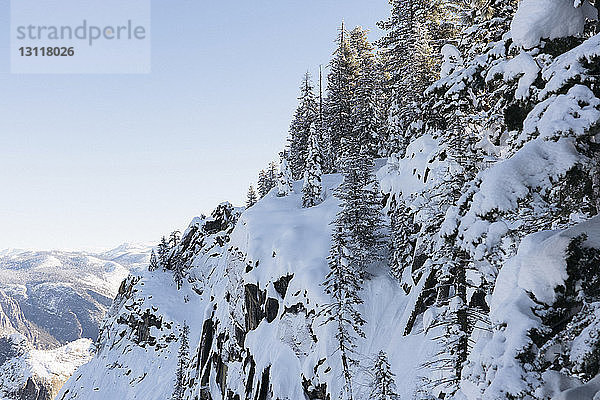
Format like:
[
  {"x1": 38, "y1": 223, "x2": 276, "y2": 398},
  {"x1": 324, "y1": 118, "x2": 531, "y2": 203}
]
[
  {"x1": 0, "y1": 243, "x2": 152, "y2": 399},
  {"x1": 0, "y1": 243, "x2": 152, "y2": 349}
]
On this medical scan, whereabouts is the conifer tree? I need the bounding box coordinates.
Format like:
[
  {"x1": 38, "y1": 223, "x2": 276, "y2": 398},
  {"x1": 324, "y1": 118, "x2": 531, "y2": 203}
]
[
  {"x1": 350, "y1": 27, "x2": 382, "y2": 158},
  {"x1": 277, "y1": 151, "x2": 294, "y2": 197},
  {"x1": 336, "y1": 137, "x2": 385, "y2": 273},
  {"x1": 158, "y1": 236, "x2": 171, "y2": 270},
  {"x1": 289, "y1": 72, "x2": 318, "y2": 179},
  {"x1": 322, "y1": 134, "x2": 384, "y2": 399},
  {"x1": 257, "y1": 170, "x2": 269, "y2": 198},
  {"x1": 267, "y1": 161, "x2": 278, "y2": 190},
  {"x1": 169, "y1": 231, "x2": 181, "y2": 248},
  {"x1": 246, "y1": 185, "x2": 258, "y2": 208},
  {"x1": 302, "y1": 123, "x2": 323, "y2": 208},
  {"x1": 171, "y1": 323, "x2": 190, "y2": 400},
  {"x1": 173, "y1": 259, "x2": 185, "y2": 290},
  {"x1": 377, "y1": 0, "x2": 464, "y2": 156},
  {"x1": 148, "y1": 250, "x2": 159, "y2": 272},
  {"x1": 324, "y1": 22, "x2": 358, "y2": 168},
  {"x1": 322, "y1": 230, "x2": 366, "y2": 400},
  {"x1": 369, "y1": 351, "x2": 399, "y2": 400}
]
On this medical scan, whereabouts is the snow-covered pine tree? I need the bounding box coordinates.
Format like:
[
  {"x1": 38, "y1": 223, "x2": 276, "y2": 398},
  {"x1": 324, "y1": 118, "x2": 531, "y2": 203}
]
[
  {"x1": 369, "y1": 350, "x2": 399, "y2": 400},
  {"x1": 324, "y1": 22, "x2": 358, "y2": 169},
  {"x1": 350, "y1": 27, "x2": 383, "y2": 158},
  {"x1": 246, "y1": 185, "x2": 258, "y2": 208},
  {"x1": 148, "y1": 250, "x2": 159, "y2": 272},
  {"x1": 302, "y1": 123, "x2": 323, "y2": 208},
  {"x1": 277, "y1": 151, "x2": 294, "y2": 196},
  {"x1": 267, "y1": 161, "x2": 278, "y2": 192},
  {"x1": 173, "y1": 260, "x2": 185, "y2": 290},
  {"x1": 387, "y1": 196, "x2": 418, "y2": 287},
  {"x1": 457, "y1": 0, "x2": 517, "y2": 62},
  {"x1": 377, "y1": 0, "x2": 464, "y2": 157},
  {"x1": 158, "y1": 236, "x2": 171, "y2": 270},
  {"x1": 317, "y1": 64, "x2": 335, "y2": 174},
  {"x1": 337, "y1": 136, "x2": 385, "y2": 277},
  {"x1": 376, "y1": 0, "x2": 424, "y2": 157},
  {"x1": 322, "y1": 230, "x2": 366, "y2": 400},
  {"x1": 289, "y1": 72, "x2": 318, "y2": 180},
  {"x1": 171, "y1": 323, "x2": 190, "y2": 400},
  {"x1": 321, "y1": 134, "x2": 384, "y2": 400},
  {"x1": 257, "y1": 170, "x2": 269, "y2": 198},
  {"x1": 169, "y1": 231, "x2": 181, "y2": 248}
]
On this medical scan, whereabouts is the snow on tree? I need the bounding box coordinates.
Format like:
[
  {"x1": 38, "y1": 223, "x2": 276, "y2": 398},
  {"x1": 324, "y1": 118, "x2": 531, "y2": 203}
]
[
  {"x1": 376, "y1": 0, "x2": 463, "y2": 157},
  {"x1": 277, "y1": 151, "x2": 294, "y2": 197},
  {"x1": 302, "y1": 123, "x2": 323, "y2": 208},
  {"x1": 169, "y1": 230, "x2": 181, "y2": 248},
  {"x1": 369, "y1": 350, "x2": 399, "y2": 400},
  {"x1": 322, "y1": 133, "x2": 384, "y2": 400},
  {"x1": 324, "y1": 22, "x2": 358, "y2": 169},
  {"x1": 258, "y1": 162, "x2": 279, "y2": 198},
  {"x1": 289, "y1": 72, "x2": 318, "y2": 179},
  {"x1": 171, "y1": 323, "x2": 190, "y2": 400},
  {"x1": 322, "y1": 232, "x2": 366, "y2": 400},
  {"x1": 148, "y1": 250, "x2": 159, "y2": 272},
  {"x1": 457, "y1": 0, "x2": 516, "y2": 61},
  {"x1": 246, "y1": 185, "x2": 258, "y2": 208},
  {"x1": 173, "y1": 260, "x2": 185, "y2": 290},
  {"x1": 257, "y1": 170, "x2": 267, "y2": 198},
  {"x1": 510, "y1": 0, "x2": 597, "y2": 49},
  {"x1": 267, "y1": 161, "x2": 278, "y2": 191},
  {"x1": 158, "y1": 236, "x2": 171, "y2": 270},
  {"x1": 350, "y1": 27, "x2": 384, "y2": 158}
]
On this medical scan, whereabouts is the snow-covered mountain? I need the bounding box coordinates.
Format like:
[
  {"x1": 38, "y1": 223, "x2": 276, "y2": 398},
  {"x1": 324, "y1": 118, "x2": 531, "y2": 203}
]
[
  {"x1": 57, "y1": 178, "x2": 600, "y2": 400},
  {"x1": 0, "y1": 244, "x2": 151, "y2": 400},
  {"x1": 47, "y1": 0, "x2": 600, "y2": 399},
  {"x1": 59, "y1": 182, "x2": 426, "y2": 400},
  {"x1": 0, "y1": 244, "x2": 152, "y2": 349},
  {"x1": 0, "y1": 334, "x2": 92, "y2": 400}
]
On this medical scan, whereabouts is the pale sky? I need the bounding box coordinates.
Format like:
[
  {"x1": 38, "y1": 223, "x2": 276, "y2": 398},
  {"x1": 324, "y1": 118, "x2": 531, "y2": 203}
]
[{"x1": 0, "y1": 0, "x2": 389, "y2": 251}]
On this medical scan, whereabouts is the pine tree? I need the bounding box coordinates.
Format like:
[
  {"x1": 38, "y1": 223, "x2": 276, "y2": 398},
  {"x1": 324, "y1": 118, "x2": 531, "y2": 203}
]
[
  {"x1": 369, "y1": 351, "x2": 399, "y2": 400},
  {"x1": 157, "y1": 236, "x2": 171, "y2": 270},
  {"x1": 376, "y1": 0, "x2": 423, "y2": 157},
  {"x1": 173, "y1": 259, "x2": 185, "y2": 290},
  {"x1": 267, "y1": 161, "x2": 278, "y2": 190},
  {"x1": 246, "y1": 185, "x2": 258, "y2": 208},
  {"x1": 322, "y1": 231, "x2": 366, "y2": 400},
  {"x1": 350, "y1": 27, "x2": 383, "y2": 158},
  {"x1": 148, "y1": 250, "x2": 159, "y2": 272},
  {"x1": 289, "y1": 72, "x2": 318, "y2": 179},
  {"x1": 336, "y1": 136, "x2": 385, "y2": 275},
  {"x1": 302, "y1": 123, "x2": 323, "y2": 208},
  {"x1": 324, "y1": 22, "x2": 358, "y2": 168},
  {"x1": 322, "y1": 134, "x2": 384, "y2": 400},
  {"x1": 277, "y1": 151, "x2": 294, "y2": 197},
  {"x1": 169, "y1": 230, "x2": 181, "y2": 248},
  {"x1": 257, "y1": 170, "x2": 269, "y2": 198},
  {"x1": 377, "y1": 0, "x2": 464, "y2": 156},
  {"x1": 171, "y1": 323, "x2": 190, "y2": 400}
]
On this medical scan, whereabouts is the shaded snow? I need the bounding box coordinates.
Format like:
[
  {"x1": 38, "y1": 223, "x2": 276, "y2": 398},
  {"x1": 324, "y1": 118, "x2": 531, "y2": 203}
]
[{"x1": 463, "y1": 217, "x2": 600, "y2": 399}]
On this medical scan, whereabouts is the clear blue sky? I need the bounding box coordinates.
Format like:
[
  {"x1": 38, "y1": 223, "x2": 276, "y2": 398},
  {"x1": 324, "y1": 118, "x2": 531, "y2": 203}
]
[{"x1": 0, "y1": 0, "x2": 390, "y2": 250}]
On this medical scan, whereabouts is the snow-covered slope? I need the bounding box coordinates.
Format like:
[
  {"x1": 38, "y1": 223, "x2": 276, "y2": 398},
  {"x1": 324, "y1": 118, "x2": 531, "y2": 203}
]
[
  {"x1": 57, "y1": 168, "x2": 600, "y2": 400},
  {"x1": 58, "y1": 178, "x2": 440, "y2": 400},
  {"x1": 53, "y1": 2, "x2": 600, "y2": 399}
]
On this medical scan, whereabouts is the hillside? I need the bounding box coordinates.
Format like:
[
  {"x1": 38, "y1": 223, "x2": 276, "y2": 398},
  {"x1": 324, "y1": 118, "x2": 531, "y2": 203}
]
[{"x1": 58, "y1": 0, "x2": 600, "y2": 399}]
